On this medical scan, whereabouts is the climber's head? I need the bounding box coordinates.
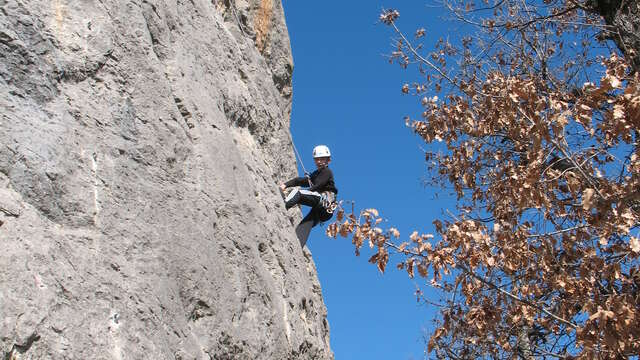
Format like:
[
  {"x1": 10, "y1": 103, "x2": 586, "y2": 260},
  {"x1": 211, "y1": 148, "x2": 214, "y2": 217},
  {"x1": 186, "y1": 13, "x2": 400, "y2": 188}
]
[{"x1": 312, "y1": 145, "x2": 331, "y2": 169}]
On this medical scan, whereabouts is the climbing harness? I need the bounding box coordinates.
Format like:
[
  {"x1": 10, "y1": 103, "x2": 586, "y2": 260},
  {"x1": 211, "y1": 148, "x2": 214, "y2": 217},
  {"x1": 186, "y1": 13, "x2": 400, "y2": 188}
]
[{"x1": 320, "y1": 191, "x2": 338, "y2": 214}]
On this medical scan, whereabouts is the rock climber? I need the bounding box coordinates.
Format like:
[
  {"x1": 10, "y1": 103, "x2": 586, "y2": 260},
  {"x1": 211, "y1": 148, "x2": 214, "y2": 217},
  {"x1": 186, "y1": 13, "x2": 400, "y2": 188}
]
[{"x1": 280, "y1": 145, "x2": 338, "y2": 248}]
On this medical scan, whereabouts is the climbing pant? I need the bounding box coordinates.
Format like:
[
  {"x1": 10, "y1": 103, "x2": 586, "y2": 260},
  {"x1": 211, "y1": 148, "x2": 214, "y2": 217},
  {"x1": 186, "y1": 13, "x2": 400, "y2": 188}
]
[
  {"x1": 285, "y1": 188, "x2": 321, "y2": 209},
  {"x1": 284, "y1": 188, "x2": 333, "y2": 247}
]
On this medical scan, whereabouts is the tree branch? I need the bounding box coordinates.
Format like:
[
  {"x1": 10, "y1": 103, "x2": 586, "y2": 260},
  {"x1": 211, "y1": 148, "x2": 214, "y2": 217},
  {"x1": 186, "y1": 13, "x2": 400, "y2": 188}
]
[
  {"x1": 459, "y1": 264, "x2": 578, "y2": 329},
  {"x1": 382, "y1": 239, "x2": 579, "y2": 329}
]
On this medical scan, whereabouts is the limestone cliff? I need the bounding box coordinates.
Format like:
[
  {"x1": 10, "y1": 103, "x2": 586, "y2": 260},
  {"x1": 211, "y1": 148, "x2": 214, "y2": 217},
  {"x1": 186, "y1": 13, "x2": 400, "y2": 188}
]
[{"x1": 0, "y1": 0, "x2": 333, "y2": 359}]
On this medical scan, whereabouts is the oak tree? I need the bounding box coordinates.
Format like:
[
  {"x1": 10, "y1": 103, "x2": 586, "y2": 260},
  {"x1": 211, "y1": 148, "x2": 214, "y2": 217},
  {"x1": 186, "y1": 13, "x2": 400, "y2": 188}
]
[{"x1": 328, "y1": 0, "x2": 640, "y2": 358}]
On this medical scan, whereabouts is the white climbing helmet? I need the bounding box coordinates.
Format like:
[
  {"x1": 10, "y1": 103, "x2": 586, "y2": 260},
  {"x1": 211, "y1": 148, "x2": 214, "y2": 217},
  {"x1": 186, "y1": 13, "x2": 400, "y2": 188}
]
[{"x1": 312, "y1": 145, "x2": 331, "y2": 158}]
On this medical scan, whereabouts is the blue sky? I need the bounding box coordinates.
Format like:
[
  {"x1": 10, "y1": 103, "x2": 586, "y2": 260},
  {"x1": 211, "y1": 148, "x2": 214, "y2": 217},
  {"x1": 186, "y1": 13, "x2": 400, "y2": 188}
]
[{"x1": 281, "y1": 2, "x2": 460, "y2": 359}]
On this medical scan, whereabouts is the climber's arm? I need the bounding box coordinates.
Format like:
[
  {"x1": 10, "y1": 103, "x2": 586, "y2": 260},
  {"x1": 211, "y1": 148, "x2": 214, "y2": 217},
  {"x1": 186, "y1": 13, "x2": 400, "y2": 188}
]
[{"x1": 282, "y1": 176, "x2": 310, "y2": 189}]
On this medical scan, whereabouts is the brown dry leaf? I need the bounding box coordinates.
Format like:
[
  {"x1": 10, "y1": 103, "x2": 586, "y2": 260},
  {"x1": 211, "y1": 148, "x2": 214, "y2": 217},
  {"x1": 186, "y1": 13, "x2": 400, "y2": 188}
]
[
  {"x1": 377, "y1": 249, "x2": 389, "y2": 274},
  {"x1": 417, "y1": 263, "x2": 429, "y2": 277},
  {"x1": 407, "y1": 258, "x2": 415, "y2": 278},
  {"x1": 613, "y1": 104, "x2": 625, "y2": 120},
  {"x1": 486, "y1": 257, "x2": 495, "y2": 267},
  {"x1": 326, "y1": 223, "x2": 338, "y2": 238},
  {"x1": 418, "y1": 242, "x2": 432, "y2": 253},
  {"x1": 630, "y1": 237, "x2": 640, "y2": 253},
  {"x1": 589, "y1": 306, "x2": 615, "y2": 322},
  {"x1": 397, "y1": 242, "x2": 409, "y2": 253},
  {"x1": 339, "y1": 221, "x2": 351, "y2": 237},
  {"x1": 365, "y1": 208, "x2": 379, "y2": 217},
  {"x1": 377, "y1": 260, "x2": 387, "y2": 274},
  {"x1": 609, "y1": 74, "x2": 621, "y2": 88},
  {"x1": 582, "y1": 188, "x2": 596, "y2": 210}
]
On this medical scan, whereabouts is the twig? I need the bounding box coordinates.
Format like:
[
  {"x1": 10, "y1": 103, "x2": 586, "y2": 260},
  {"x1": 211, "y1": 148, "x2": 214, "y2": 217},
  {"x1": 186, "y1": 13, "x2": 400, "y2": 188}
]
[
  {"x1": 461, "y1": 263, "x2": 578, "y2": 328},
  {"x1": 527, "y1": 225, "x2": 590, "y2": 238},
  {"x1": 390, "y1": 22, "x2": 458, "y2": 88},
  {"x1": 532, "y1": 345, "x2": 568, "y2": 359},
  {"x1": 516, "y1": 107, "x2": 604, "y2": 197},
  {"x1": 381, "y1": 239, "x2": 578, "y2": 329}
]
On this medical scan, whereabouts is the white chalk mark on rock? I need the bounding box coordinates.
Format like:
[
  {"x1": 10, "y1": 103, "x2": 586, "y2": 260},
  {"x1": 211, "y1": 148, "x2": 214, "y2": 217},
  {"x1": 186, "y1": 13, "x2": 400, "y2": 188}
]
[
  {"x1": 109, "y1": 311, "x2": 123, "y2": 360},
  {"x1": 283, "y1": 299, "x2": 291, "y2": 345},
  {"x1": 90, "y1": 152, "x2": 100, "y2": 227}
]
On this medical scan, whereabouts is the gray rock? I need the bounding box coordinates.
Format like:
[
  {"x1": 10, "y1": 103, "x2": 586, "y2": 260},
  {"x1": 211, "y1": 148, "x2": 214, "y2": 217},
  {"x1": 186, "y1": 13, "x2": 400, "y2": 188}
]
[{"x1": 0, "y1": 0, "x2": 332, "y2": 359}]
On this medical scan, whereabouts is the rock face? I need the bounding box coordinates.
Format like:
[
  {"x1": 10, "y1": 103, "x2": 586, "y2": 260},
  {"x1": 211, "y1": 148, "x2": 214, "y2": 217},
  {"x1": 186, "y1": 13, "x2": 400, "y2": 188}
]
[{"x1": 0, "y1": 1, "x2": 333, "y2": 359}]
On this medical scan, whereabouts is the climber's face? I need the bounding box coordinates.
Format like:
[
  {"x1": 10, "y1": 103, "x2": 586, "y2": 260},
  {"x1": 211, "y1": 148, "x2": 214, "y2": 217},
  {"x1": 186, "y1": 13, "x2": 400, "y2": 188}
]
[{"x1": 314, "y1": 157, "x2": 330, "y2": 169}]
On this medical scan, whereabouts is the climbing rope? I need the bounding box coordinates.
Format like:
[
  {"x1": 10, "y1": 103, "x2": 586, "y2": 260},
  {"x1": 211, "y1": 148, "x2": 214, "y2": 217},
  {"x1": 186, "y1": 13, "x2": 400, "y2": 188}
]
[
  {"x1": 290, "y1": 138, "x2": 314, "y2": 189},
  {"x1": 291, "y1": 138, "x2": 309, "y2": 177}
]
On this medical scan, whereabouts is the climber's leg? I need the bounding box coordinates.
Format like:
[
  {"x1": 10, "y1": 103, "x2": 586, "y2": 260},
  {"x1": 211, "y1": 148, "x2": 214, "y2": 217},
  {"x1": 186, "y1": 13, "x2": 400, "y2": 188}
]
[
  {"x1": 295, "y1": 210, "x2": 320, "y2": 248},
  {"x1": 284, "y1": 188, "x2": 322, "y2": 209}
]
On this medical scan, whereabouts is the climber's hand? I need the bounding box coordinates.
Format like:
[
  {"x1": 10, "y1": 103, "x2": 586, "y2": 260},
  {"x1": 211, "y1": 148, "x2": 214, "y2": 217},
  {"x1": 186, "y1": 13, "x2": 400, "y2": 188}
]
[{"x1": 279, "y1": 184, "x2": 286, "y2": 192}]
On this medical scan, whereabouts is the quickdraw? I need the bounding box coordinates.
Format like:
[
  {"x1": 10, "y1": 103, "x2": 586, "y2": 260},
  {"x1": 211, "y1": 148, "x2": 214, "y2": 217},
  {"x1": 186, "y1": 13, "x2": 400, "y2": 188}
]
[{"x1": 321, "y1": 191, "x2": 339, "y2": 214}]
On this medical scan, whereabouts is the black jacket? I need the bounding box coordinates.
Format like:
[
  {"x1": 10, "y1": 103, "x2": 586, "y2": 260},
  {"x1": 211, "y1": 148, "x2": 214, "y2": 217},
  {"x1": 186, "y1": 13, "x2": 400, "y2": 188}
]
[{"x1": 285, "y1": 167, "x2": 338, "y2": 194}]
